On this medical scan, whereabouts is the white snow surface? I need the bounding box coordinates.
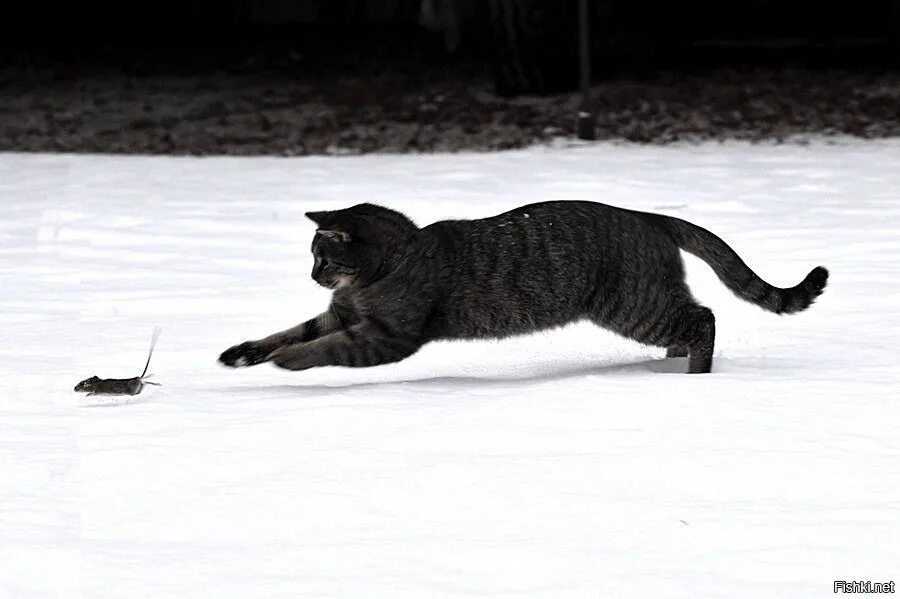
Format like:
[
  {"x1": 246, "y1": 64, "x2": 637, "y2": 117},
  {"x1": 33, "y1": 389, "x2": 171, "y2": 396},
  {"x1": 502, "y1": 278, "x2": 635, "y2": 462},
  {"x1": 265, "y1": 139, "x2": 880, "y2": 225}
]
[{"x1": 2, "y1": 141, "x2": 899, "y2": 598}]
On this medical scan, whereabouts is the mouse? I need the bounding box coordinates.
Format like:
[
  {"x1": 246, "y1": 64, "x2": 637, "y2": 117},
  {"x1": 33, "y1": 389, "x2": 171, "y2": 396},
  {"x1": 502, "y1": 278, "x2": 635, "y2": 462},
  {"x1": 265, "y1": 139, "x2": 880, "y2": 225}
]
[{"x1": 74, "y1": 328, "x2": 162, "y2": 396}]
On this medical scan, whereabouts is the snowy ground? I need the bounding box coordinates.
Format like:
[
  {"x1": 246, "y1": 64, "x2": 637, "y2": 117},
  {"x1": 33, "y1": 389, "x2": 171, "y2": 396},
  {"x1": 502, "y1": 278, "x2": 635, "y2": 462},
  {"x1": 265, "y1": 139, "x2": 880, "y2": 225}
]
[{"x1": 2, "y1": 140, "x2": 899, "y2": 598}]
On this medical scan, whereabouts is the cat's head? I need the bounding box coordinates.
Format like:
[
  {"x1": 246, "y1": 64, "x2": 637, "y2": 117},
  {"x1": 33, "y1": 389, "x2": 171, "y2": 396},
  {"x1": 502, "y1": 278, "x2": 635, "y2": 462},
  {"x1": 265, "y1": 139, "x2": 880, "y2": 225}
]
[{"x1": 304, "y1": 203, "x2": 418, "y2": 290}]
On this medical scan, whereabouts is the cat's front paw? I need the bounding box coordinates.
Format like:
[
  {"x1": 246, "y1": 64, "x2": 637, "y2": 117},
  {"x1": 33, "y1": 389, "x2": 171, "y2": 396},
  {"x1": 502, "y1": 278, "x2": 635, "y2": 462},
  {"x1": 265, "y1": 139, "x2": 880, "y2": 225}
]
[{"x1": 218, "y1": 341, "x2": 273, "y2": 368}]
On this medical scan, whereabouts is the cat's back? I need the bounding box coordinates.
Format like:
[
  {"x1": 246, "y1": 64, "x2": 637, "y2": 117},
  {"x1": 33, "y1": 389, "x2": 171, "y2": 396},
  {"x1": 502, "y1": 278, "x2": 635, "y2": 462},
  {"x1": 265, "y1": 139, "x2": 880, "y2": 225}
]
[
  {"x1": 419, "y1": 201, "x2": 662, "y2": 340},
  {"x1": 424, "y1": 200, "x2": 643, "y2": 264},
  {"x1": 434, "y1": 200, "x2": 617, "y2": 229}
]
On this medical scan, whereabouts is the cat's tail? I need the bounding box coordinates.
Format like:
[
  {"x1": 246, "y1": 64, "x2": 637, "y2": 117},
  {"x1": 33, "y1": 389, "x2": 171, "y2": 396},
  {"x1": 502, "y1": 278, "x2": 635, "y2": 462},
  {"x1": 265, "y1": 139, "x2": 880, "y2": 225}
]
[{"x1": 653, "y1": 214, "x2": 829, "y2": 314}]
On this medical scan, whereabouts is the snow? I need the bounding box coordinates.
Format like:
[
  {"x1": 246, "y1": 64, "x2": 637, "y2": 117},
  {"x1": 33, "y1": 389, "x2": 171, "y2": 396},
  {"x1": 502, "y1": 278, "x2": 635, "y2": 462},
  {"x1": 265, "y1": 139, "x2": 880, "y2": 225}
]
[{"x1": 2, "y1": 140, "x2": 899, "y2": 597}]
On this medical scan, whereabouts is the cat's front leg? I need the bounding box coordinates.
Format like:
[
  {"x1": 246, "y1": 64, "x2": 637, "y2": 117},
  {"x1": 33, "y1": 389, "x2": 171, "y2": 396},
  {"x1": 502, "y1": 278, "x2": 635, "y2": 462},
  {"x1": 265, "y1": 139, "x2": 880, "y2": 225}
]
[
  {"x1": 219, "y1": 311, "x2": 339, "y2": 368},
  {"x1": 219, "y1": 340, "x2": 276, "y2": 368},
  {"x1": 268, "y1": 321, "x2": 422, "y2": 371}
]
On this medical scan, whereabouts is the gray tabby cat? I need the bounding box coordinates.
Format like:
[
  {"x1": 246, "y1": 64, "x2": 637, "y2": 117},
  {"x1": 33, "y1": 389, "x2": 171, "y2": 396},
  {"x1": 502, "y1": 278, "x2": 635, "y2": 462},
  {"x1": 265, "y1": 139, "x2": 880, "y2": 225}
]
[{"x1": 219, "y1": 202, "x2": 828, "y2": 374}]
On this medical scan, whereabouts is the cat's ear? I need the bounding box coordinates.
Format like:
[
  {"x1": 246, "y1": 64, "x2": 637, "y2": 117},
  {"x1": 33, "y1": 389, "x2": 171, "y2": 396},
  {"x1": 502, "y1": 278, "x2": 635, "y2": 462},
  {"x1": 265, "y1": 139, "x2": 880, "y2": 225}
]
[
  {"x1": 317, "y1": 229, "x2": 352, "y2": 243},
  {"x1": 305, "y1": 211, "x2": 332, "y2": 226}
]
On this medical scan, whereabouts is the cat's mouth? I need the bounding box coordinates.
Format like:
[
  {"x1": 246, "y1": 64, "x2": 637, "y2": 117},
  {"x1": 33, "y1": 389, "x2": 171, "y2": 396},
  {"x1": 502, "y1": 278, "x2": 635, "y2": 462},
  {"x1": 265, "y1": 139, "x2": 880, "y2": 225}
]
[{"x1": 316, "y1": 274, "x2": 355, "y2": 290}]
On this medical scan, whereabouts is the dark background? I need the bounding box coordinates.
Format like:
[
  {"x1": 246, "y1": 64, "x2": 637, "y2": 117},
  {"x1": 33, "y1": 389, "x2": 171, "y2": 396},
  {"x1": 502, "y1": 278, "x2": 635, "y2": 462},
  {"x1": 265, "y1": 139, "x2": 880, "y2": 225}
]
[{"x1": 1, "y1": 0, "x2": 898, "y2": 154}]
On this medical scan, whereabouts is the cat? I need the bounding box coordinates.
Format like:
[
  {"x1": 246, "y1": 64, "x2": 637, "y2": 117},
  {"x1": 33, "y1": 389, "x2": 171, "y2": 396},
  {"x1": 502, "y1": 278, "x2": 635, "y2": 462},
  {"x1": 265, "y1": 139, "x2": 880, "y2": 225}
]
[{"x1": 219, "y1": 201, "x2": 828, "y2": 374}]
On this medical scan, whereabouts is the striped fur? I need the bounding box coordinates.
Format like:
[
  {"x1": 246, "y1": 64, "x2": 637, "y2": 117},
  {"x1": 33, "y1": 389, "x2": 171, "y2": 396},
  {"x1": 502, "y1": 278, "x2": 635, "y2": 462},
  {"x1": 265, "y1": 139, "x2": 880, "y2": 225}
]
[
  {"x1": 219, "y1": 201, "x2": 828, "y2": 375},
  {"x1": 649, "y1": 214, "x2": 829, "y2": 315}
]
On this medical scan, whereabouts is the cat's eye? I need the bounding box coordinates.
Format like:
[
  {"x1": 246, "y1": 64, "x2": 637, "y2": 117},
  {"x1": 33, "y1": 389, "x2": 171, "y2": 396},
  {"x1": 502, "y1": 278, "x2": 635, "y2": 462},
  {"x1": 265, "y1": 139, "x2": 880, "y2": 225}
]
[{"x1": 317, "y1": 229, "x2": 351, "y2": 243}]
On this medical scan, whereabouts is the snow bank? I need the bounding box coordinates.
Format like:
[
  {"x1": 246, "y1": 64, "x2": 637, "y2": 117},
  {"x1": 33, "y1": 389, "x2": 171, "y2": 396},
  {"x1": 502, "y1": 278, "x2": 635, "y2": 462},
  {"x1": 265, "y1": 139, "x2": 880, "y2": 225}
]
[{"x1": 2, "y1": 140, "x2": 899, "y2": 597}]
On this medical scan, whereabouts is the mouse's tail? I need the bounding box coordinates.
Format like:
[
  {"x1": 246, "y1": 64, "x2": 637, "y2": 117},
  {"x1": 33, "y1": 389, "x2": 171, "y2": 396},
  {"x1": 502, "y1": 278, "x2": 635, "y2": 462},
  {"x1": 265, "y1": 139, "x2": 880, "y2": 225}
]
[{"x1": 141, "y1": 327, "x2": 162, "y2": 378}]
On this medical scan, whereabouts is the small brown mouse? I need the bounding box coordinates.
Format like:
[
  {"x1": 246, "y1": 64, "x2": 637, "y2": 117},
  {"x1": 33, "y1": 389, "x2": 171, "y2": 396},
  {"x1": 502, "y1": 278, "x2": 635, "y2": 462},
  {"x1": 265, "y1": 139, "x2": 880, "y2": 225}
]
[{"x1": 74, "y1": 329, "x2": 162, "y2": 396}]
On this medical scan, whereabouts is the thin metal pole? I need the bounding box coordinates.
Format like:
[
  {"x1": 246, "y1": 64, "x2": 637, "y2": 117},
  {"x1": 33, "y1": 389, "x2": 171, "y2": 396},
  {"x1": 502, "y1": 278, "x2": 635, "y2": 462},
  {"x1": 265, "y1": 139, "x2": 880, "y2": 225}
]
[{"x1": 577, "y1": 0, "x2": 595, "y2": 140}]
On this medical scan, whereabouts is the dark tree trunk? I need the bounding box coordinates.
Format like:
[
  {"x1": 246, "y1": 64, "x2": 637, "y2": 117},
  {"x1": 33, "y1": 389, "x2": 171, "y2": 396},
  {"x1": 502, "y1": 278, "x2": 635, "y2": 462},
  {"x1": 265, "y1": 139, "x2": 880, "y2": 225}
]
[
  {"x1": 892, "y1": 0, "x2": 900, "y2": 49},
  {"x1": 478, "y1": 0, "x2": 579, "y2": 96}
]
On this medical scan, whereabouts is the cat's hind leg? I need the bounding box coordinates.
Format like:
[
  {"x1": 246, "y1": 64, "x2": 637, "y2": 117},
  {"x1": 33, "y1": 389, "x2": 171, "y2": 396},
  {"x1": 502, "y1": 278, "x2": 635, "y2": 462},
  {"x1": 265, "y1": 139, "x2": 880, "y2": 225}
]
[
  {"x1": 666, "y1": 345, "x2": 688, "y2": 358},
  {"x1": 671, "y1": 304, "x2": 716, "y2": 374},
  {"x1": 595, "y1": 297, "x2": 715, "y2": 374}
]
